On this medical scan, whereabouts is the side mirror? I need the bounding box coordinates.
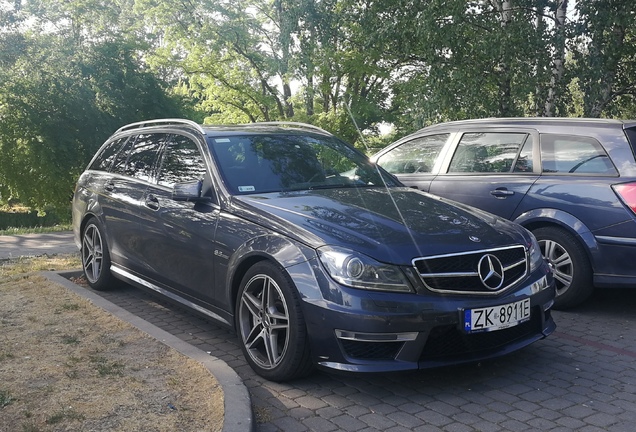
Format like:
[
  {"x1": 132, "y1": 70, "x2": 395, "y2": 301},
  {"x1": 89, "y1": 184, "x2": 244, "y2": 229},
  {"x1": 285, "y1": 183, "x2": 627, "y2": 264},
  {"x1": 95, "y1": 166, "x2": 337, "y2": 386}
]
[{"x1": 172, "y1": 180, "x2": 210, "y2": 202}]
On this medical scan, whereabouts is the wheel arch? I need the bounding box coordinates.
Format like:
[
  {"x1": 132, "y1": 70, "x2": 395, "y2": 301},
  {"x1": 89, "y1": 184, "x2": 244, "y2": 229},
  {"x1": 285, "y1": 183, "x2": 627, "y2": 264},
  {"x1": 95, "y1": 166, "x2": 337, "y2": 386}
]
[
  {"x1": 513, "y1": 208, "x2": 599, "y2": 271},
  {"x1": 226, "y1": 235, "x2": 319, "y2": 325}
]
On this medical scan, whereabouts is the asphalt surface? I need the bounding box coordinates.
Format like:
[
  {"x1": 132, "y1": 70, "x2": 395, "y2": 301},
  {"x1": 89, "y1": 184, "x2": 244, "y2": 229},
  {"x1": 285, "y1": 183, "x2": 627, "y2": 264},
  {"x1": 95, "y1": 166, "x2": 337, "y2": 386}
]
[{"x1": 3, "y1": 232, "x2": 636, "y2": 431}]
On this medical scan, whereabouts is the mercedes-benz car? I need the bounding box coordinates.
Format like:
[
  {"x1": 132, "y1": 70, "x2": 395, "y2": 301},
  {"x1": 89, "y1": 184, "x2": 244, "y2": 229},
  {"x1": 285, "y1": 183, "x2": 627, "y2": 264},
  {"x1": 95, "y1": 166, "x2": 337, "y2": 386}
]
[{"x1": 72, "y1": 119, "x2": 555, "y2": 381}]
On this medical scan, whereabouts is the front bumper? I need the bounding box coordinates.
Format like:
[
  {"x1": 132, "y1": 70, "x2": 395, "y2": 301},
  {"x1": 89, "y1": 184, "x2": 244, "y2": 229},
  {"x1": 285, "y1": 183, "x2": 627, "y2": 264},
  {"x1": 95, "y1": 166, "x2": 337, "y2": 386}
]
[{"x1": 300, "y1": 265, "x2": 556, "y2": 374}]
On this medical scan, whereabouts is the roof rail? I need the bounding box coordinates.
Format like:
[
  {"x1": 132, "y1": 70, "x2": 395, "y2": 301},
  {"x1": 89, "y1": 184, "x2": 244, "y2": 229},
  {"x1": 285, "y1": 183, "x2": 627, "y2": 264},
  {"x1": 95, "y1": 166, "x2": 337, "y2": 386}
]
[
  {"x1": 115, "y1": 119, "x2": 206, "y2": 135},
  {"x1": 240, "y1": 121, "x2": 332, "y2": 135}
]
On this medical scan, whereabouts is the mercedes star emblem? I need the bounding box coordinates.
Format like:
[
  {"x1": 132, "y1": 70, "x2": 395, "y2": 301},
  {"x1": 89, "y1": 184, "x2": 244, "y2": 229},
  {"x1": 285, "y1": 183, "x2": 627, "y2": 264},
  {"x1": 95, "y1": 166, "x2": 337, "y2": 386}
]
[{"x1": 478, "y1": 254, "x2": 505, "y2": 290}]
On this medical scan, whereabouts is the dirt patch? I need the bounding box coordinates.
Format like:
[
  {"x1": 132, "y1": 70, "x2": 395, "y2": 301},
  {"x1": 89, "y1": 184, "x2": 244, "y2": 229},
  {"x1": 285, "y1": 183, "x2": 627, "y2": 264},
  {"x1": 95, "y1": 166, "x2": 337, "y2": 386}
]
[{"x1": 0, "y1": 265, "x2": 224, "y2": 432}]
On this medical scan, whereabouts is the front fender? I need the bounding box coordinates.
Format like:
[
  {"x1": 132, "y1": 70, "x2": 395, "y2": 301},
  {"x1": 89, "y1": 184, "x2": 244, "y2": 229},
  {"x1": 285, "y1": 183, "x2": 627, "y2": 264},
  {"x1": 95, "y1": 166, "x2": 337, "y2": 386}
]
[{"x1": 224, "y1": 235, "x2": 326, "y2": 311}]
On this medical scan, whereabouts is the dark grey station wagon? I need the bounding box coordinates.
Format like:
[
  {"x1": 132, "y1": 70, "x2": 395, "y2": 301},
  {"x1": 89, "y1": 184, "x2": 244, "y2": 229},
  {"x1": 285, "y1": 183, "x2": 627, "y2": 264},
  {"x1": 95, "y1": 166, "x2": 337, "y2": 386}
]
[
  {"x1": 374, "y1": 117, "x2": 636, "y2": 309},
  {"x1": 72, "y1": 119, "x2": 555, "y2": 381}
]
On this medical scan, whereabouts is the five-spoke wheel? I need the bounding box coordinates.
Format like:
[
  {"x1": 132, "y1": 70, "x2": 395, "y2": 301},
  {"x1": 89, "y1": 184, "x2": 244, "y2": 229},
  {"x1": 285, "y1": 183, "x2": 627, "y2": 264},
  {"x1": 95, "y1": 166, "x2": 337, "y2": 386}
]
[
  {"x1": 81, "y1": 218, "x2": 114, "y2": 291},
  {"x1": 236, "y1": 262, "x2": 313, "y2": 381}
]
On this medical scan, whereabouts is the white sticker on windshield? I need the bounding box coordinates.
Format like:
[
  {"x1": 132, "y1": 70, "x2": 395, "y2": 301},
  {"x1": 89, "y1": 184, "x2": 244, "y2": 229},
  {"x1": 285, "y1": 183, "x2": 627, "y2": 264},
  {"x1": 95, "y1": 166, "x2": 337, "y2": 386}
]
[
  {"x1": 215, "y1": 138, "x2": 231, "y2": 143},
  {"x1": 238, "y1": 186, "x2": 255, "y2": 192}
]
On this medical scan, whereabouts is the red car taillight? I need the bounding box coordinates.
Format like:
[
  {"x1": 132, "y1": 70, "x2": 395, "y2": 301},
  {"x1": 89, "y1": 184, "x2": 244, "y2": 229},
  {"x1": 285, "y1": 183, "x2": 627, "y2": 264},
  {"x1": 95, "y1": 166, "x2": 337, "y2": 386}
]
[{"x1": 612, "y1": 182, "x2": 636, "y2": 215}]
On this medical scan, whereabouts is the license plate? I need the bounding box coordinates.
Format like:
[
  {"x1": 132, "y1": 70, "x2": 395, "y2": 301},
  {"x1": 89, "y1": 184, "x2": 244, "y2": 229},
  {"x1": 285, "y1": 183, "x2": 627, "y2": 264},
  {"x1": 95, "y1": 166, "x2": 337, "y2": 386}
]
[{"x1": 463, "y1": 298, "x2": 531, "y2": 333}]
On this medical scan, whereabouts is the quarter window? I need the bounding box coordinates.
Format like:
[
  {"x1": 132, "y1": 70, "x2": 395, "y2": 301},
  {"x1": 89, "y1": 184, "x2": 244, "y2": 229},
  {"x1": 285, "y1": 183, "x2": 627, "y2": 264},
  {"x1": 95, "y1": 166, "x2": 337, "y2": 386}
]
[
  {"x1": 377, "y1": 134, "x2": 448, "y2": 174},
  {"x1": 157, "y1": 135, "x2": 207, "y2": 188},
  {"x1": 540, "y1": 134, "x2": 617, "y2": 175},
  {"x1": 448, "y1": 133, "x2": 529, "y2": 173}
]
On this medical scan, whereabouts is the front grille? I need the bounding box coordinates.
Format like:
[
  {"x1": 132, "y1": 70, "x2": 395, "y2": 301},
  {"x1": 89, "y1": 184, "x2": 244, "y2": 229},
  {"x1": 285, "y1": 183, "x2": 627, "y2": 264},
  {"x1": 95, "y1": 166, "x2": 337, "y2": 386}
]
[
  {"x1": 413, "y1": 245, "x2": 527, "y2": 294},
  {"x1": 419, "y1": 312, "x2": 541, "y2": 362},
  {"x1": 340, "y1": 339, "x2": 404, "y2": 360}
]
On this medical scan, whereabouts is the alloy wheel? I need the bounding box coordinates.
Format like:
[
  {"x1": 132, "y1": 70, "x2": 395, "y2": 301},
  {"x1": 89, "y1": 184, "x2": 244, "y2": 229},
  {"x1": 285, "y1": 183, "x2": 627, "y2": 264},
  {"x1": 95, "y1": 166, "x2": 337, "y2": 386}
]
[
  {"x1": 238, "y1": 274, "x2": 291, "y2": 370},
  {"x1": 82, "y1": 224, "x2": 104, "y2": 284},
  {"x1": 539, "y1": 239, "x2": 573, "y2": 297}
]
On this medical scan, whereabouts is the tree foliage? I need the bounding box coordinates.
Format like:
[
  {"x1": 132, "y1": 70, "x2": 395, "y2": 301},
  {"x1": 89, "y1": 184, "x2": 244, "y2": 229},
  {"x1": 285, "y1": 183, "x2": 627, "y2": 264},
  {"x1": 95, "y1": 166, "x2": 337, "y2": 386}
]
[{"x1": 1, "y1": 0, "x2": 636, "y2": 211}]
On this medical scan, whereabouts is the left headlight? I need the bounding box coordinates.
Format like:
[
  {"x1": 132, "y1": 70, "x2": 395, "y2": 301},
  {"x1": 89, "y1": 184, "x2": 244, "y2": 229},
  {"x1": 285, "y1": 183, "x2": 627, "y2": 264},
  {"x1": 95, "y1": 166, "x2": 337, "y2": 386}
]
[
  {"x1": 528, "y1": 232, "x2": 545, "y2": 272},
  {"x1": 317, "y1": 246, "x2": 413, "y2": 293}
]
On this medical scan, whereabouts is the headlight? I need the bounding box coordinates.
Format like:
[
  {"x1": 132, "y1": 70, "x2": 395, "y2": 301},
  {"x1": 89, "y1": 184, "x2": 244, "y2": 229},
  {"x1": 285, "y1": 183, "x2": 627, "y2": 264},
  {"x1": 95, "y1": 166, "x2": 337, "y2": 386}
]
[
  {"x1": 528, "y1": 232, "x2": 545, "y2": 272},
  {"x1": 317, "y1": 246, "x2": 413, "y2": 292}
]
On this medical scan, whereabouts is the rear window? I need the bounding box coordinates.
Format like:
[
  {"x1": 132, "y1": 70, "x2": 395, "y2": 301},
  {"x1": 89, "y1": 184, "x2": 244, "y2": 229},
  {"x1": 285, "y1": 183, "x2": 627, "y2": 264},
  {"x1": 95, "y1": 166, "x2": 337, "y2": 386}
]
[{"x1": 540, "y1": 134, "x2": 618, "y2": 176}]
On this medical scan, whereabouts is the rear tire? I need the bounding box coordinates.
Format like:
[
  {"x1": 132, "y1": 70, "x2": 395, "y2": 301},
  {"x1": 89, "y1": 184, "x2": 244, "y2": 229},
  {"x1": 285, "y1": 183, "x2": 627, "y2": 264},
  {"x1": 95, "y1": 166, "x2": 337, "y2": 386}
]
[
  {"x1": 81, "y1": 217, "x2": 115, "y2": 291},
  {"x1": 236, "y1": 261, "x2": 313, "y2": 381},
  {"x1": 532, "y1": 226, "x2": 593, "y2": 309}
]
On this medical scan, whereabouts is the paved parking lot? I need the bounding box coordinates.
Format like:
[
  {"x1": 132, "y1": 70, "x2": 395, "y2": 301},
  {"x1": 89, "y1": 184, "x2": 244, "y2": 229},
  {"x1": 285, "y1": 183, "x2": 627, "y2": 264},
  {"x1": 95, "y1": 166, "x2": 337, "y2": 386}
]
[{"x1": 67, "y1": 275, "x2": 636, "y2": 432}]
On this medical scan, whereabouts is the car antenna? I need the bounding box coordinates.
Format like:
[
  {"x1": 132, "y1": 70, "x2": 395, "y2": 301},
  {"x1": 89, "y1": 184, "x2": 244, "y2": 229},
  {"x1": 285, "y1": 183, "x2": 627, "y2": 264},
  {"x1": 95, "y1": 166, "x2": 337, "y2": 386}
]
[
  {"x1": 344, "y1": 100, "x2": 422, "y2": 254},
  {"x1": 344, "y1": 102, "x2": 371, "y2": 154}
]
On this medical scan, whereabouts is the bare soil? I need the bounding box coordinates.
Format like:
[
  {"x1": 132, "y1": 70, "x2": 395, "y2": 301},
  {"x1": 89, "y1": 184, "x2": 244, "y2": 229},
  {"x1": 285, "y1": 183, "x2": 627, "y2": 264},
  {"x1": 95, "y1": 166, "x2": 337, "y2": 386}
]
[{"x1": 0, "y1": 255, "x2": 223, "y2": 432}]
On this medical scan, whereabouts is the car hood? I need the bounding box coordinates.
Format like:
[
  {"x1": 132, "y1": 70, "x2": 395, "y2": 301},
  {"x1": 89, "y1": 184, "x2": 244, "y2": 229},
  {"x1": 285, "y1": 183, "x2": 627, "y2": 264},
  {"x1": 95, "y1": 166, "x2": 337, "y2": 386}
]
[{"x1": 231, "y1": 187, "x2": 528, "y2": 264}]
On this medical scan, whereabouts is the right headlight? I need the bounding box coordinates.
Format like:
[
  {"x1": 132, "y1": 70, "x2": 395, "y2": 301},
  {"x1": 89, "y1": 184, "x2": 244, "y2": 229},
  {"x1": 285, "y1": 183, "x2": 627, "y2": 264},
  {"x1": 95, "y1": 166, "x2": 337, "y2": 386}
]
[{"x1": 317, "y1": 246, "x2": 413, "y2": 293}]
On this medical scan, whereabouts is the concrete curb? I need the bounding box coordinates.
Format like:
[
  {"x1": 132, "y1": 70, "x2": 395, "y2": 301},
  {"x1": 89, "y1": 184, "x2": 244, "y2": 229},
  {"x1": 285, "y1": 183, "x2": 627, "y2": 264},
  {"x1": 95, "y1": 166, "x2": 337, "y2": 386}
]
[{"x1": 41, "y1": 270, "x2": 254, "y2": 432}]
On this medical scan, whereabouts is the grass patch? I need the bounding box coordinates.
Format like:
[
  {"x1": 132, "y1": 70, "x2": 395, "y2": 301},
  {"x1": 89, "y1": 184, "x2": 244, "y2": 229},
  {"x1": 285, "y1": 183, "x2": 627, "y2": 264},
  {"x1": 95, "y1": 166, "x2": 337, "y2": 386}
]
[
  {"x1": 0, "y1": 224, "x2": 72, "y2": 236},
  {"x1": 0, "y1": 256, "x2": 224, "y2": 431},
  {"x1": 90, "y1": 356, "x2": 125, "y2": 377},
  {"x1": 46, "y1": 407, "x2": 85, "y2": 424},
  {"x1": 0, "y1": 389, "x2": 14, "y2": 408},
  {"x1": 0, "y1": 254, "x2": 81, "y2": 278},
  {"x1": 61, "y1": 335, "x2": 81, "y2": 345}
]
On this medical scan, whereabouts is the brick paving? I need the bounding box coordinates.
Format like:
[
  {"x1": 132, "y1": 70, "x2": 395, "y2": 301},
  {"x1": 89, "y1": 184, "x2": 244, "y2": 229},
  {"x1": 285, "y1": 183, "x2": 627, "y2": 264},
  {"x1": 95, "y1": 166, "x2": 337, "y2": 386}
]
[{"x1": 85, "y1": 280, "x2": 636, "y2": 432}]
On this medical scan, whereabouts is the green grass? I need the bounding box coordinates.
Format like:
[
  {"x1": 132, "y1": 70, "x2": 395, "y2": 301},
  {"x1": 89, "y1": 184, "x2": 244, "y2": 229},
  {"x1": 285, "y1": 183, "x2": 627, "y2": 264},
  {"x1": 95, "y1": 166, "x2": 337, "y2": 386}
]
[
  {"x1": 0, "y1": 224, "x2": 72, "y2": 236},
  {"x1": 0, "y1": 389, "x2": 15, "y2": 408}
]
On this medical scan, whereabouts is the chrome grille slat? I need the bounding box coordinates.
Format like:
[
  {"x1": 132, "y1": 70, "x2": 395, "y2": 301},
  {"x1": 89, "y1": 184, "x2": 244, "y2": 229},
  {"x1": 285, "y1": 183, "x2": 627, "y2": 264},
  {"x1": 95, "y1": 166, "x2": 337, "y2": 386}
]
[{"x1": 412, "y1": 245, "x2": 528, "y2": 295}]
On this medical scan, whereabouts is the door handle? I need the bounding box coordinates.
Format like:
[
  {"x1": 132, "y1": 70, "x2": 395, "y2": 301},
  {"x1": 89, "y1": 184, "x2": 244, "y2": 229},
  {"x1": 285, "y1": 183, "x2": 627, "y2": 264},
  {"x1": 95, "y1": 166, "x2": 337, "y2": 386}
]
[
  {"x1": 490, "y1": 188, "x2": 514, "y2": 198},
  {"x1": 104, "y1": 181, "x2": 115, "y2": 192},
  {"x1": 145, "y1": 194, "x2": 160, "y2": 210}
]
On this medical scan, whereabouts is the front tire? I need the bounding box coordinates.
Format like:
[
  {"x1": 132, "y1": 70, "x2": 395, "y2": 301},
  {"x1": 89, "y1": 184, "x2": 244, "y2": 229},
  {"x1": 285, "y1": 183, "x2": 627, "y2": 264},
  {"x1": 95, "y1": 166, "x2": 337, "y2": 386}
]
[
  {"x1": 236, "y1": 261, "x2": 313, "y2": 381},
  {"x1": 81, "y1": 217, "x2": 115, "y2": 291},
  {"x1": 533, "y1": 226, "x2": 593, "y2": 309}
]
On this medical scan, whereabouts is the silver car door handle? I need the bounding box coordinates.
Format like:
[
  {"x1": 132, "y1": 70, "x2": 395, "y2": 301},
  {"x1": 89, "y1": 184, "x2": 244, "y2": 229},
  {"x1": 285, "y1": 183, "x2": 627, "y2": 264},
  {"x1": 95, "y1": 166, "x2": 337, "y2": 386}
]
[{"x1": 145, "y1": 194, "x2": 160, "y2": 210}]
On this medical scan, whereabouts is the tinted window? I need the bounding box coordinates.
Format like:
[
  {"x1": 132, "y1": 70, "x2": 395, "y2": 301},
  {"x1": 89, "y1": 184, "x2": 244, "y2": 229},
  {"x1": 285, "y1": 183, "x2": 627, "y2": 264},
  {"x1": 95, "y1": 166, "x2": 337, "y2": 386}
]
[
  {"x1": 540, "y1": 134, "x2": 617, "y2": 175},
  {"x1": 625, "y1": 127, "x2": 636, "y2": 159},
  {"x1": 157, "y1": 135, "x2": 207, "y2": 188},
  {"x1": 111, "y1": 133, "x2": 168, "y2": 181},
  {"x1": 513, "y1": 138, "x2": 534, "y2": 173},
  {"x1": 449, "y1": 132, "x2": 528, "y2": 173},
  {"x1": 377, "y1": 134, "x2": 448, "y2": 174},
  {"x1": 89, "y1": 137, "x2": 128, "y2": 171}
]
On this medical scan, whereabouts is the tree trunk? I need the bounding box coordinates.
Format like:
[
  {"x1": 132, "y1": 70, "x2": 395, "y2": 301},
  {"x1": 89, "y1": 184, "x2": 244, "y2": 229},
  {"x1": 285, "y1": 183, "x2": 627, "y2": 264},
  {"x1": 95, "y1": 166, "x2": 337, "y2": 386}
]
[{"x1": 543, "y1": 0, "x2": 568, "y2": 117}]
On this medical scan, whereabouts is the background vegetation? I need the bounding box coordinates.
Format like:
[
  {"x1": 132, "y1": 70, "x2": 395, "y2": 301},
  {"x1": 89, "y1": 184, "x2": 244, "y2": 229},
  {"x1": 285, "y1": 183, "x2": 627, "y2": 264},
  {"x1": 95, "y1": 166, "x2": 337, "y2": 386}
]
[{"x1": 1, "y1": 0, "x2": 635, "y2": 213}]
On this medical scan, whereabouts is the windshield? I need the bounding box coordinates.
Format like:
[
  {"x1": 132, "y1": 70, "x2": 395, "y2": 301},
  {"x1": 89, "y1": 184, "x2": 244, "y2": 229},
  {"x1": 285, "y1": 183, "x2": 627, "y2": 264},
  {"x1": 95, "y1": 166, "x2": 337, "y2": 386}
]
[{"x1": 209, "y1": 133, "x2": 400, "y2": 194}]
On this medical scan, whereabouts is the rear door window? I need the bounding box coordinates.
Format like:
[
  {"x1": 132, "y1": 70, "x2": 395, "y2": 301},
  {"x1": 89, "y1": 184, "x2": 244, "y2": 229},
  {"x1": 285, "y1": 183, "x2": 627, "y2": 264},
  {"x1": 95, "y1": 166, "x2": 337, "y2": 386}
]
[
  {"x1": 111, "y1": 133, "x2": 169, "y2": 181},
  {"x1": 89, "y1": 137, "x2": 129, "y2": 171},
  {"x1": 448, "y1": 132, "x2": 530, "y2": 173},
  {"x1": 540, "y1": 134, "x2": 618, "y2": 175}
]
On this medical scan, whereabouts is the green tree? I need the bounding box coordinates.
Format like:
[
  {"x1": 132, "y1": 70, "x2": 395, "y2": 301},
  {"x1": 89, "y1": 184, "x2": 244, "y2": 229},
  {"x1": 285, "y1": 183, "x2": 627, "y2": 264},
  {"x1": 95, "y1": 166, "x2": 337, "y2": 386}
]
[
  {"x1": 570, "y1": 0, "x2": 636, "y2": 118},
  {"x1": 0, "y1": 0, "x2": 184, "y2": 211},
  {"x1": 138, "y1": 0, "x2": 392, "y2": 145}
]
